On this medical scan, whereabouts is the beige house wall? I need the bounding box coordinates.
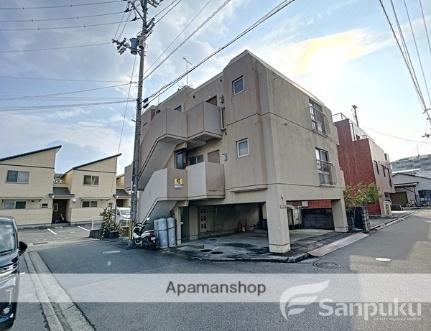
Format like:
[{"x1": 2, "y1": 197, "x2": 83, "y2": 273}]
[
  {"x1": 64, "y1": 156, "x2": 118, "y2": 223},
  {"x1": 0, "y1": 148, "x2": 59, "y2": 226}
]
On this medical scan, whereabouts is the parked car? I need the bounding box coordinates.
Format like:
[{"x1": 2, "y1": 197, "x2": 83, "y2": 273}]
[
  {"x1": 115, "y1": 207, "x2": 131, "y2": 227},
  {"x1": 0, "y1": 217, "x2": 27, "y2": 330}
]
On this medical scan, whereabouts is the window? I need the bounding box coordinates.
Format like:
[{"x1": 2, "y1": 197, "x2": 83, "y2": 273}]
[
  {"x1": 309, "y1": 100, "x2": 327, "y2": 135},
  {"x1": 41, "y1": 203, "x2": 48, "y2": 209},
  {"x1": 315, "y1": 148, "x2": 333, "y2": 185},
  {"x1": 3, "y1": 200, "x2": 26, "y2": 209},
  {"x1": 189, "y1": 154, "x2": 204, "y2": 165},
  {"x1": 236, "y1": 138, "x2": 249, "y2": 158},
  {"x1": 6, "y1": 170, "x2": 29, "y2": 183},
  {"x1": 83, "y1": 175, "x2": 99, "y2": 186},
  {"x1": 174, "y1": 105, "x2": 182, "y2": 112},
  {"x1": 175, "y1": 150, "x2": 187, "y2": 170},
  {"x1": 375, "y1": 161, "x2": 380, "y2": 174},
  {"x1": 82, "y1": 200, "x2": 98, "y2": 208},
  {"x1": 232, "y1": 76, "x2": 244, "y2": 95}
]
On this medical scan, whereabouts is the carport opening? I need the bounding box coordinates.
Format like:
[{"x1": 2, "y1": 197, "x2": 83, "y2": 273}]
[{"x1": 300, "y1": 208, "x2": 334, "y2": 230}]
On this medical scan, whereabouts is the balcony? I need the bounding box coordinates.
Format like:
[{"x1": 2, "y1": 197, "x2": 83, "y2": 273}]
[
  {"x1": 187, "y1": 102, "x2": 222, "y2": 144},
  {"x1": 138, "y1": 110, "x2": 188, "y2": 189},
  {"x1": 317, "y1": 160, "x2": 336, "y2": 186},
  {"x1": 187, "y1": 162, "x2": 225, "y2": 199}
]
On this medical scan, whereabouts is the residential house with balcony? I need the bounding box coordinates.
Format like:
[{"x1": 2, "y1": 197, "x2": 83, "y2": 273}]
[
  {"x1": 333, "y1": 113, "x2": 395, "y2": 215},
  {"x1": 0, "y1": 146, "x2": 61, "y2": 226},
  {"x1": 115, "y1": 174, "x2": 131, "y2": 207},
  {"x1": 128, "y1": 50, "x2": 348, "y2": 253},
  {"x1": 57, "y1": 154, "x2": 120, "y2": 223}
]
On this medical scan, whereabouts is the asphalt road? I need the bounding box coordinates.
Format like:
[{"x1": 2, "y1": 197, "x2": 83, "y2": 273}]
[{"x1": 11, "y1": 210, "x2": 431, "y2": 330}]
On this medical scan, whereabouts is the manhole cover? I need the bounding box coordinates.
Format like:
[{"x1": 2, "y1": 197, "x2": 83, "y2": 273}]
[
  {"x1": 201, "y1": 249, "x2": 212, "y2": 253},
  {"x1": 210, "y1": 251, "x2": 223, "y2": 255},
  {"x1": 313, "y1": 261, "x2": 341, "y2": 269}
]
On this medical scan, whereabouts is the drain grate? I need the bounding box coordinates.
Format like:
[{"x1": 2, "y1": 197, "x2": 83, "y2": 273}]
[{"x1": 313, "y1": 261, "x2": 341, "y2": 269}]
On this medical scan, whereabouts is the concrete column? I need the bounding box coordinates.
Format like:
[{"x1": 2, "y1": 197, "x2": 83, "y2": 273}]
[
  {"x1": 188, "y1": 206, "x2": 199, "y2": 241},
  {"x1": 266, "y1": 187, "x2": 291, "y2": 253},
  {"x1": 332, "y1": 199, "x2": 348, "y2": 232}
]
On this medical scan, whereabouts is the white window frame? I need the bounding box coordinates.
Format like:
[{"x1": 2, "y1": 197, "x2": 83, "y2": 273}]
[
  {"x1": 232, "y1": 76, "x2": 244, "y2": 95},
  {"x1": 236, "y1": 138, "x2": 249, "y2": 158},
  {"x1": 6, "y1": 170, "x2": 29, "y2": 184}
]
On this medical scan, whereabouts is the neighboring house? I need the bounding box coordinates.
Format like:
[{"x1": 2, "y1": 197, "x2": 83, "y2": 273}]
[
  {"x1": 126, "y1": 50, "x2": 348, "y2": 253},
  {"x1": 333, "y1": 113, "x2": 395, "y2": 215},
  {"x1": 391, "y1": 173, "x2": 431, "y2": 207},
  {"x1": 57, "y1": 154, "x2": 121, "y2": 223},
  {"x1": 391, "y1": 154, "x2": 431, "y2": 173},
  {"x1": 0, "y1": 146, "x2": 61, "y2": 226},
  {"x1": 115, "y1": 175, "x2": 131, "y2": 207}
]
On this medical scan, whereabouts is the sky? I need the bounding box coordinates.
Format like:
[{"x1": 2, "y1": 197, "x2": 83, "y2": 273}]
[{"x1": 0, "y1": 0, "x2": 430, "y2": 173}]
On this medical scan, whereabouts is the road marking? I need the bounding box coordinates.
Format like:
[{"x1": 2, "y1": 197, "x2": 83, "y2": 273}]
[
  {"x1": 424, "y1": 220, "x2": 431, "y2": 223},
  {"x1": 47, "y1": 228, "x2": 57, "y2": 235},
  {"x1": 376, "y1": 257, "x2": 391, "y2": 262},
  {"x1": 78, "y1": 226, "x2": 90, "y2": 232},
  {"x1": 103, "y1": 250, "x2": 121, "y2": 255}
]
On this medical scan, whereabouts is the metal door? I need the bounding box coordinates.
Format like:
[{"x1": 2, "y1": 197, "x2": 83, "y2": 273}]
[{"x1": 199, "y1": 208, "x2": 208, "y2": 233}]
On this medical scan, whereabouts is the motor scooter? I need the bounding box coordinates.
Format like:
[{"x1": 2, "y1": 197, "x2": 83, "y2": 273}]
[{"x1": 132, "y1": 218, "x2": 157, "y2": 249}]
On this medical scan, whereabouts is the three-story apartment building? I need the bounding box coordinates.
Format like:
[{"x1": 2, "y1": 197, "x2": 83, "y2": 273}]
[
  {"x1": 334, "y1": 113, "x2": 395, "y2": 215},
  {"x1": 128, "y1": 50, "x2": 348, "y2": 253}
]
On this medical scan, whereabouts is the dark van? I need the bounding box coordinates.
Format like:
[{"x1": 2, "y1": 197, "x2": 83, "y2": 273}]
[{"x1": 0, "y1": 217, "x2": 27, "y2": 330}]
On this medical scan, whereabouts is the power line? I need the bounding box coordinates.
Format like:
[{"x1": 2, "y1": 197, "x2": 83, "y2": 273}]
[
  {"x1": 418, "y1": 0, "x2": 431, "y2": 59},
  {"x1": 402, "y1": 0, "x2": 431, "y2": 106},
  {"x1": 145, "y1": 0, "x2": 213, "y2": 76},
  {"x1": 0, "y1": 1, "x2": 122, "y2": 10},
  {"x1": 155, "y1": 0, "x2": 183, "y2": 24},
  {"x1": 154, "y1": 0, "x2": 180, "y2": 17},
  {"x1": 0, "y1": 75, "x2": 129, "y2": 83},
  {"x1": 143, "y1": 0, "x2": 232, "y2": 81},
  {"x1": 0, "y1": 42, "x2": 111, "y2": 53},
  {"x1": 0, "y1": 83, "x2": 134, "y2": 101},
  {"x1": 0, "y1": 20, "x2": 131, "y2": 31},
  {"x1": 363, "y1": 126, "x2": 422, "y2": 143},
  {"x1": 389, "y1": 0, "x2": 425, "y2": 106},
  {"x1": 0, "y1": 11, "x2": 123, "y2": 23},
  {"x1": 0, "y1": 100, "x2": 130, "y2": 113},
  {"x1": 378, "y1": 0, "x2": 430, "y2": 123},
  {"x1": 146, "y1": 0, "x2": 298, "y2": 104}
]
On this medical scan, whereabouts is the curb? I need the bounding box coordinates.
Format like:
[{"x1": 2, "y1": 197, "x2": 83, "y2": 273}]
[{"x1": 370, "y1": 211, "x2": 416, "y2": 231}]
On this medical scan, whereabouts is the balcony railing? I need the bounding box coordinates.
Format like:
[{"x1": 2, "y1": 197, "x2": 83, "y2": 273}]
[{"x1": 317, "y1": 160, "x2": 336, "y2": 185}]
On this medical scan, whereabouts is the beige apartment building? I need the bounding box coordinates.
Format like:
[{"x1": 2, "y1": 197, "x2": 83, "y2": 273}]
[
  {"x1": 0, "y1": 146, "x2": 127, "y2": 226},
  {"x1": 129, "y1": 50, "x2": 348, "y2": 253},
  {"x1": 115, "y1": 174, "x2": 131, "y2": 207}
]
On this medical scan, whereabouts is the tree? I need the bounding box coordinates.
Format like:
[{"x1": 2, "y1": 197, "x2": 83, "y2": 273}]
[
  {"x1": 344, "y1": 183, "x2": 380, "y2": 209},
  {"x1": 100, "y1": 207, "x2": 120, "y2": 238}
]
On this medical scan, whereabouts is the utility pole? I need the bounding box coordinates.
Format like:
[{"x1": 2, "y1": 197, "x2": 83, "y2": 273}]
[
  {"x1": 352, "y1": 104, "x2": 359, "y2": 127},
  {"x1": 112, "y1": 0, "x2": 162, "y2": 240}
]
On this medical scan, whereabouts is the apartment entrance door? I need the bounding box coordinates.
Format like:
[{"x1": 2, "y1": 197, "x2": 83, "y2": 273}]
[
  {"x1": 52, "y1": 200, "x2": 68, "y2": 223},
  {"x1": 199, "y1": 208, "x2": 208, "y2": 233}
]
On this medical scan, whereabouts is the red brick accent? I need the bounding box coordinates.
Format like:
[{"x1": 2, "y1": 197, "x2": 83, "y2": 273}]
[{"x1": 307, "y1": 200, "x2": 332, "y2": 209}]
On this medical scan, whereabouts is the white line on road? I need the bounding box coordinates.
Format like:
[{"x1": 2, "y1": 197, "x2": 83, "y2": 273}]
[
  {"x1": 78, "y1": 226, "x2": 90, "y2": 232},
  {"x1": 47, "y1": 228, "x2": 57, "y2": 235}
]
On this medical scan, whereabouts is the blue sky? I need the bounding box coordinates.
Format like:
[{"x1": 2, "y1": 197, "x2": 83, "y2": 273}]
[{"x1": 0, "y1": 0, "x2": 430, "y2": 173}]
